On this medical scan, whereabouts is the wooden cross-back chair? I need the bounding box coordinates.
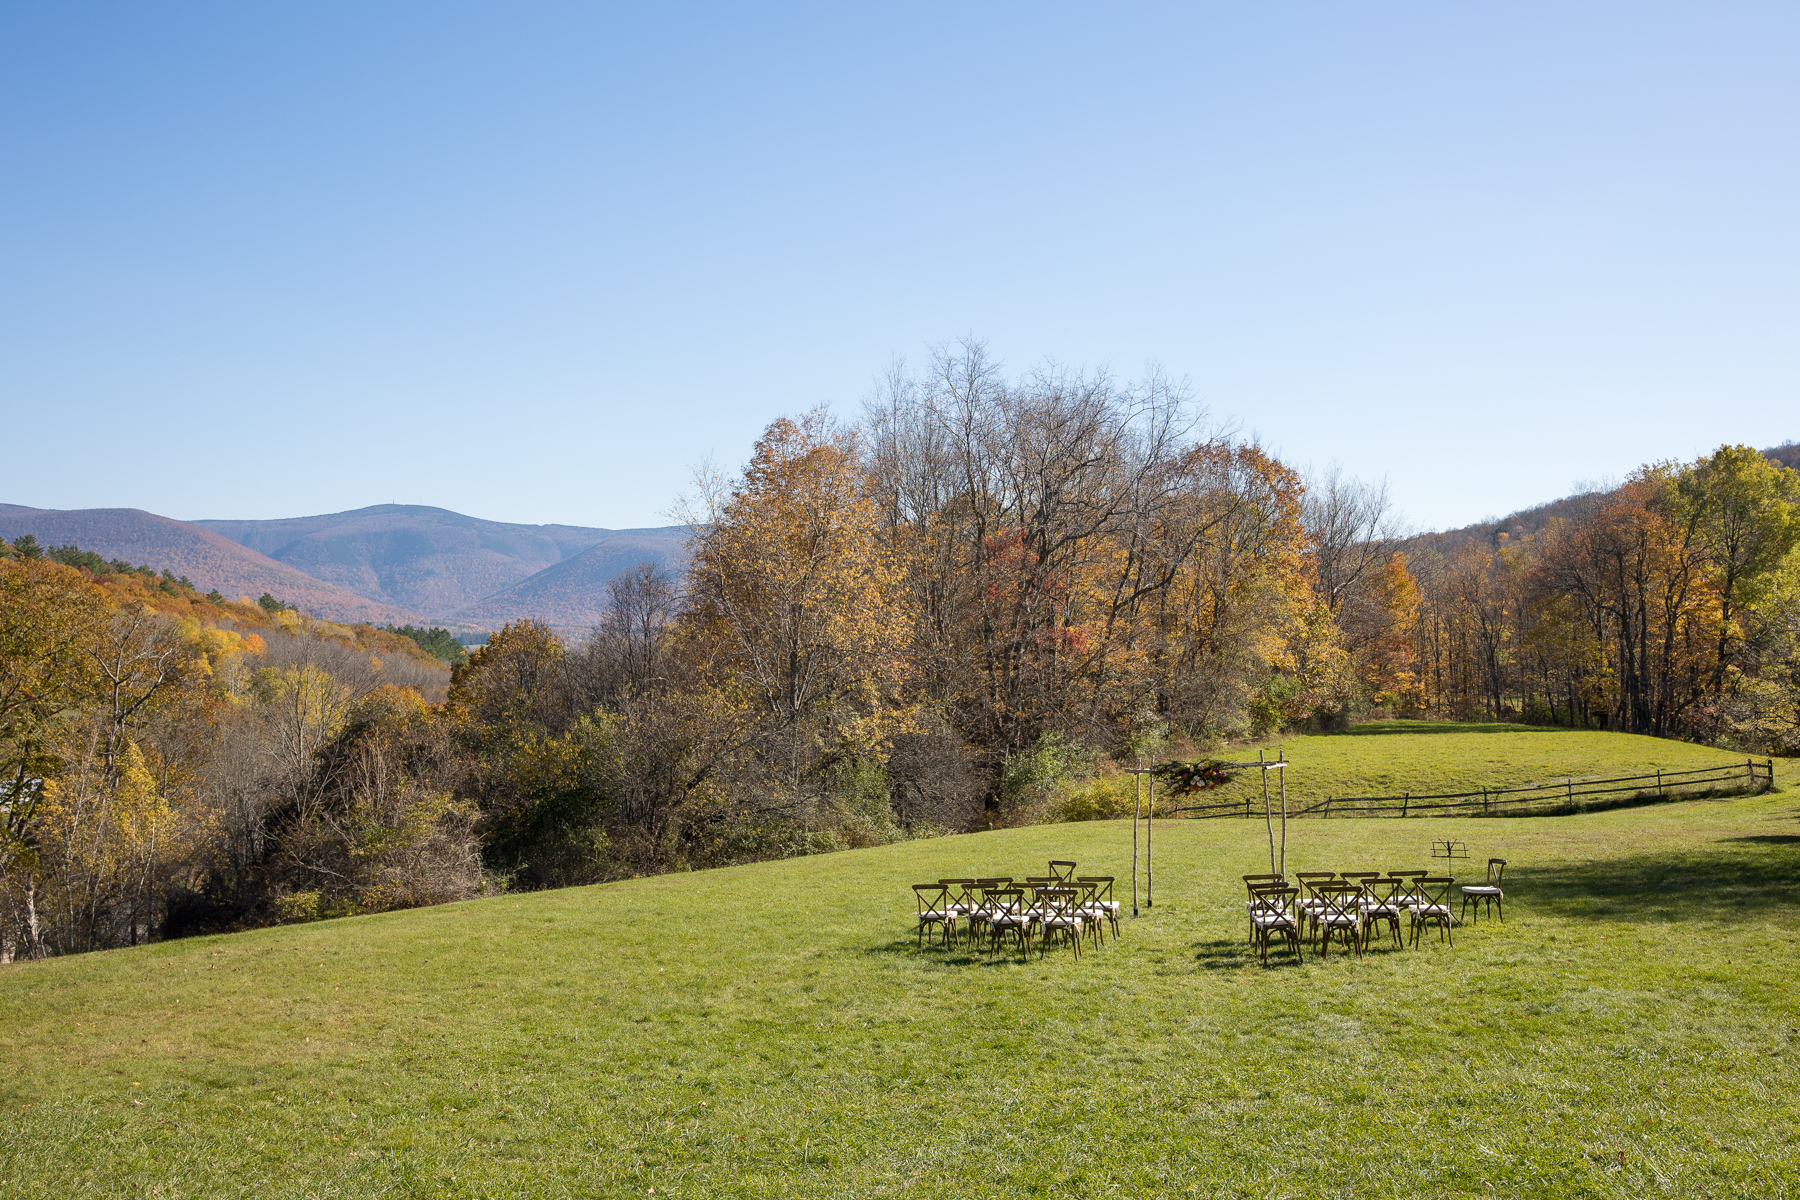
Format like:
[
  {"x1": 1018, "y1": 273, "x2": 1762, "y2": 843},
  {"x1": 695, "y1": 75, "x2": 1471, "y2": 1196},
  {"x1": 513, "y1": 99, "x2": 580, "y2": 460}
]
[
  {"x1": 1035, "y1": 888, "x2": 1083, "y2": 958},
  {"x1": 1338, "y1": 872, "x2": 1382, "y2": 925},
  {"x1": 1244, "y1": 880, "x2": 1289, "y2": 944},
  {"x1": 1460, "y1": 859, "x2": 1506, "y2": 925},
  {"x1": 968, "y1": 878, "x2": 1011, "y2": 946},
  {"x1": 1314, "y1": 883, "x2": 1364, "y2": 959},
  {"x1": 1048, "y1": 860, "x2": 1078, "y2": 882},
  {"x1": 1360, "y1": 876, "x2": 1407, "y2": 951},
  {"x1": 1295, "y1": 875, "x2": 1339, "y2": 946},
  {"x1": 1409, "y1": 876, "x2": 1456, "y2": 947},
  {"x1": 912, "y1": 883, "x2": 956, "y2": 948},
  {"x1": 939, "y1": 879, "x2": 979, "y2": 945},
  {"x1": 1062, "y1": 878, "x2": 1103, "y2": 949},
  {"x1": 1248, "y1": 886, "x2": 1302, "y2": 966},
  {"x1": 1387, "y1": 874, "x2": 1424, "y2": 932},
  {"x1": 1242, "y1": 873, "x2": 1286, "y2": 941},
  {"x1": 1076, "y1": 876, "x2": 1119, "y2": 943},
  {"x1": 985, "y1": 887, "x2": 1031, "y2": 955}
]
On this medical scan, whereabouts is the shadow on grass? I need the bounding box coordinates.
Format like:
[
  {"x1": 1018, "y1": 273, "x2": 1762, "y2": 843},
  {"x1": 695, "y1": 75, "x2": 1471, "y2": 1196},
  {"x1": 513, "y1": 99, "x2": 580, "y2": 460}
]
[
  {"x1": 1189, "y1": 935, "x2": 1410, "y2": 968},
  {"x1": 1523, "y1": 837, "x2": 1800, "y2": 922},
  {"x1": 1326, "y1": 721, "x2": 1569, "y2": 737},
  {"x1": 1191, "y1": 938, "x2": 1310, "y2": 970},
  {"x1": 864, "y1": 937, "x2": 1046, "y2": 968}
]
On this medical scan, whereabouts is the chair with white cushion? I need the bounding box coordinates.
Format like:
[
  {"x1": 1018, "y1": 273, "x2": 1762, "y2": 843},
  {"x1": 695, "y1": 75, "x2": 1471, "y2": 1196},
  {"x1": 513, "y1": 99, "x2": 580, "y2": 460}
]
[
  {"x1": 1408, "y1": 876, "x2": 1456, "y2": 948},
  {"x1": 1460, "y1": 859, "x2": 1506, "y2": 925},
  {"x1": 939, "y1": 879, "x2": 979, "y2": 947},
  {"x1": 1314, "y1": 883, "x2": 1364, "y2": 959},
  {"x1": 1242, "y1": 873, "x2": 1284, "y2": 942},
  {"x1": 1249, "y1": 886, "x2": 1302, "y2": 966},
  {"x1": 912, "y1": 883, "x2": 957, "y2": 948},
  {"x1": 1294, "y1": 874, "x2": 1336, "y2": 948},
  {"x1": 966, "y1": 878, "x2": 1011, "y2": 945},
  {"x1": 1360, "y1": 876, "x2": 1406, "y2": 951},
  {"x1": 985, "y1": 887, "x2": 1032, "y2": 956},
  {"x1": 1035, "y1": 887, "x2": 1084, "y2": 959},
  {"x1": 1077, "y1": 876, "x2": 1120, "y2": 942}
]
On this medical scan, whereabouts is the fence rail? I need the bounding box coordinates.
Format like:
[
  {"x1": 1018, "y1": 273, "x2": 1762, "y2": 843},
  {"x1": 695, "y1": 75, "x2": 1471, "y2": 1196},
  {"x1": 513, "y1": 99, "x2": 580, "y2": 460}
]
[{"x1": 1171, "y1": 758, "x2": 1775, "y2": 819}]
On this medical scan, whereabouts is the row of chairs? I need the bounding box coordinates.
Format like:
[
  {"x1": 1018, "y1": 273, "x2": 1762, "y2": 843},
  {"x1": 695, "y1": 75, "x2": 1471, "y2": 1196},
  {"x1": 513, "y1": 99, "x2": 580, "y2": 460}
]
[
  {"x1": 1244, "y1": 870, "x2": 1461, "y2": 964},
  {"x1": 913, "y1": 861, "x2": 1121, "y2": 958}
]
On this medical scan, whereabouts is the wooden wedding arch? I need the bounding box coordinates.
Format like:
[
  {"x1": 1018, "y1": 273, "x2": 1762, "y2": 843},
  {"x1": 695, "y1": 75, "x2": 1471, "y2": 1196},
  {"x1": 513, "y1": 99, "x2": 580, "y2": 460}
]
[{"x1": 1124, "y1": 750, "x2": 1289, "y2": 917}]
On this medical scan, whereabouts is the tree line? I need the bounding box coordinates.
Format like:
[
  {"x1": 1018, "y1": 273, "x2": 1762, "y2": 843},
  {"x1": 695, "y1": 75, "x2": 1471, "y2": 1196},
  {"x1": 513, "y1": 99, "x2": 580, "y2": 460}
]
[
  {"x1": 3, "y1": 344, "x2": 1795, "y2": 957},
  {"x1": 1376, "y1": 445, "x2": 1800, "y2": 743}
]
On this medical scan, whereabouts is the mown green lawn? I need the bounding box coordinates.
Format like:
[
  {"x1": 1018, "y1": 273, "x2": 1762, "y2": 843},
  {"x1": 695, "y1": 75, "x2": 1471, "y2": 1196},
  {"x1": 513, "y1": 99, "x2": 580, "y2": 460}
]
[
  {"x1": 1206, "y1": 721, "x2": 1776, "y2": 808},
  {"x1": 4, "y1": 734, "x2": 1799, "y2": 1198}
]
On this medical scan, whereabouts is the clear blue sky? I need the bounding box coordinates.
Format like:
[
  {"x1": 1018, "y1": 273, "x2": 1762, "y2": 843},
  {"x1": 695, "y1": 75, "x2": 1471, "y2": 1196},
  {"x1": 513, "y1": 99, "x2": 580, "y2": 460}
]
[{"x1": 3, "y1": 4, "x2": 1795, "y2": 531}]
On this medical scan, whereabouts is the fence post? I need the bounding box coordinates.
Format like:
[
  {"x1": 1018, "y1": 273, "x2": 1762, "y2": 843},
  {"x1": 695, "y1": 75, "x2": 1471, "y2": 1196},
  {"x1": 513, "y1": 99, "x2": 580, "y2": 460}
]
[
  {"x1": 1482, "y1": 786, "x2": 1489, "y2": 815},
  {"x1": 1403, "y1": 792, "x2": 1409, "y2": 818},
  {"x1": 1656, "y1": 768, "x2": 1662, "y2": 798},
  {"x1": 1324, "y1": 796, "x2": 1332, "y2": 818},
  {"x1": 1565, "y1": 778, "x2": 1574, "y2": 810},
  {"x1": 1770, "y1": 759, "x2": 1778, "y2": 791}
]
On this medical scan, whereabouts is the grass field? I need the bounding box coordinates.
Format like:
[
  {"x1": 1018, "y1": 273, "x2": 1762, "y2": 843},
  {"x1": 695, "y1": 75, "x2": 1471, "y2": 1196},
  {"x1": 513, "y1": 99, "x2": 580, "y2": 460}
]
[
  {"x1": 4, "y1": 730, "x2": 1799, "y2": 1198},
  {"x1": 1171, "y1": 721, "x2": 1776, "y2": 810}
]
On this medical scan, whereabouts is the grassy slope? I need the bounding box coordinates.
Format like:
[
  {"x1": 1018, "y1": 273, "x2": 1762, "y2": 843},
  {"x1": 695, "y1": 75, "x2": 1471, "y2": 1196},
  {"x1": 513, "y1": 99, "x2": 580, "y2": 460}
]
[
  {"x1": 1268, "y1": 721, "x2": 1774, "y2": 801},
  {"x1": 4, "y1": 740, "x2": 1799, "y2": 1198}
]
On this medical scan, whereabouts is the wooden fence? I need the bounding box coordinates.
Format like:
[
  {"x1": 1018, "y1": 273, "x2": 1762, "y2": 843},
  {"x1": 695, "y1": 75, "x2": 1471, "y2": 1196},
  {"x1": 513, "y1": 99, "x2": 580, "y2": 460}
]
[{"x1": 1173, "y1": 758, "x2": 1776, "y2": 819}]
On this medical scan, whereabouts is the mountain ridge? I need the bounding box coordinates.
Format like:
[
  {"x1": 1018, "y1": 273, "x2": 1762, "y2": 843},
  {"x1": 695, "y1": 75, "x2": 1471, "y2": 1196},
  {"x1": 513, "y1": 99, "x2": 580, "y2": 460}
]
[
  {"x1": 1401, "y1": 441, "x2": 1799, "y2": 558},
  {"x1": 192, "y1": 504, "x2": 686, "y2": 628},
  {"x1": 0, "y1": 504, "x2": 424, "y2": 625},
  {"x1": 11, "y1": 440, "x2": 1785, "y2": 634},
  {"x1": 447, "y1": 528, "x2": 689, "y2": 631}
]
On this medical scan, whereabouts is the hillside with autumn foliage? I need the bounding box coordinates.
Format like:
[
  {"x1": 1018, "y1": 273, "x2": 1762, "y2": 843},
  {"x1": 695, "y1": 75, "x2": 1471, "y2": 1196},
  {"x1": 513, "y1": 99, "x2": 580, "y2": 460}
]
[
  {"x1": 0, "y1": 504, "x2": 425, "y2": 626},
  {"x1": 2, "y1": 345, "x2": 1797, "y2": 962}
]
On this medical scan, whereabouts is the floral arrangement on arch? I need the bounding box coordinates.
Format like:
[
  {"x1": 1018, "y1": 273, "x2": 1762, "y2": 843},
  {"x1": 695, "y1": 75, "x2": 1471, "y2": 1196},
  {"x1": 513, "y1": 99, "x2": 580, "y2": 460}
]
[{"x1": 1149, "y1": 759, "x2": 1237, "y2": 795}]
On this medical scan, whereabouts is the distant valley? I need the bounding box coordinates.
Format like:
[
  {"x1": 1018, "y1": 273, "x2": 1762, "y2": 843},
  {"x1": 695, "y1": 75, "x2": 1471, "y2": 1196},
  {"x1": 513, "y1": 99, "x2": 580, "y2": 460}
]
[{"x1": 0, "y1": 503, "x2": 688, "y2": 634}]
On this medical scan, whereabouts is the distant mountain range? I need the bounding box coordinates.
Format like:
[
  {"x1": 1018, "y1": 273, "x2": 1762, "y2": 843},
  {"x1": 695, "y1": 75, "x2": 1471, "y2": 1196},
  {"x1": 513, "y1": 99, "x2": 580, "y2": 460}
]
[
  {"x1": 0, "y1": 504, "x2": 423, "y2": 625},
  {"x1": 0, "y1": 503, "x2": 688, "y2": 634},
  {"x1": 13, "y1": 442, "x2": 1783, "y2": 633}
]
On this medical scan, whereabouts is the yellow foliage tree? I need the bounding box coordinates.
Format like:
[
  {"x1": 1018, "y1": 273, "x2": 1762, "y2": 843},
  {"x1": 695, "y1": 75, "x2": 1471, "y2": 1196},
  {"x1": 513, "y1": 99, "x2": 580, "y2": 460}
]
[{"x1": 683, "y1": 412, "x2": 917, "y2": 775}]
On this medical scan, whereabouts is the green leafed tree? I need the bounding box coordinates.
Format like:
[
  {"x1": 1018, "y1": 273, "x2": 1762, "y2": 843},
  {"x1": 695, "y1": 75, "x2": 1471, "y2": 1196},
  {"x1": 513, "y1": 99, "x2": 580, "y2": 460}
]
[
  {"x1": 382, "y1": 625, "x2": 468, "y2": 664},
  {"x1": 1676, "y1": 444, "x2": 1800, "y2": 692}
]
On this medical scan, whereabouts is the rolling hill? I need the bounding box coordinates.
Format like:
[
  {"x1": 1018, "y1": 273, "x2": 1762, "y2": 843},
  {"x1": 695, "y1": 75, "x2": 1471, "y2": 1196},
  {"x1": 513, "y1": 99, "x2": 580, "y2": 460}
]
[
  {"x1": 1401, "y1": 440, "x2": 1799, "y2": 560},
  {"x1": 445, "y1": 526, "x2": 689, "y2": 630},
  {"x1": 0, "y1": 504, "x2": 423, "y2": 626},
  {"x1": 195, "y1": 505, "x2": 687, "y2": 630}
]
